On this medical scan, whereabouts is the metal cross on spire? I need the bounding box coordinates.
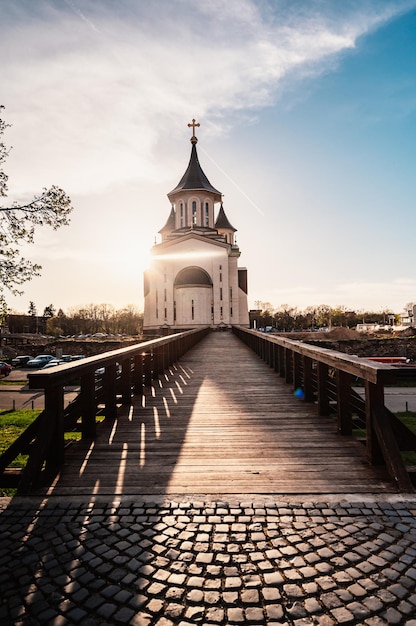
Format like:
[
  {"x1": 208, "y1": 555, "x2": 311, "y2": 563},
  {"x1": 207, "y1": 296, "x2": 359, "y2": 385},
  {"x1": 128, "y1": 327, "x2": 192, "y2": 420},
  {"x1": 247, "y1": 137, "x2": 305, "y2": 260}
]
[{"x1": 187, "y1": 118, "x2": 200, "y2": 144}]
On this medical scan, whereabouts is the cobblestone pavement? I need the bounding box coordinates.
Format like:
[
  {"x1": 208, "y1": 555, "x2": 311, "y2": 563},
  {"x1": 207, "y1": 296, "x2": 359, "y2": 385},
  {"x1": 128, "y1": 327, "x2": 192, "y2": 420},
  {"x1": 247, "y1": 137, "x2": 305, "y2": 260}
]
[{"x1": 1, "y1": 495, "x2": 416, "y2": 625}]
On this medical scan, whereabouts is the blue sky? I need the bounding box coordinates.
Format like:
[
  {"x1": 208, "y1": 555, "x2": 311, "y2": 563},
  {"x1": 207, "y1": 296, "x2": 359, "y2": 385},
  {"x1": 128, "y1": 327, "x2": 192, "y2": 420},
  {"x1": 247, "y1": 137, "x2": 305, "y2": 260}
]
[{"x1": 1, "y1": 0, "x2": 416, "y2": 315}]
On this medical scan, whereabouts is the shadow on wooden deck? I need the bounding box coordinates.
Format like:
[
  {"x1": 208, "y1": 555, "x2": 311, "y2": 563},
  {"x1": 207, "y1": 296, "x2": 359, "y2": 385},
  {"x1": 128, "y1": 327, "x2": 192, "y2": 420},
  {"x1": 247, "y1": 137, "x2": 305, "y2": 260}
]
[{"x1": 41, "y1": 332, "x2": 394, "y2": 497}]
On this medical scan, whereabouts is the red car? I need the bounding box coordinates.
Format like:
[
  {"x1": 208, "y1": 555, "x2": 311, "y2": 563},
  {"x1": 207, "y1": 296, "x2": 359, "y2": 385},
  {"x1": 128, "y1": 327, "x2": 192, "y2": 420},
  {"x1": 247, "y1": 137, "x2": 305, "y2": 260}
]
[{"x1": 0, "y1": 361, "x2": 12, "y2": 377}]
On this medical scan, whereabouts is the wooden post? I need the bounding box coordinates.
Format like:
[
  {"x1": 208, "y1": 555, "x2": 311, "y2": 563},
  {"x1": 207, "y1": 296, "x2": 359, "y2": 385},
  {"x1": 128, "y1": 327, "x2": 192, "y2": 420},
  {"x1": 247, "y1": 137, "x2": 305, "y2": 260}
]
[
  {"x1": 44, "y1": 385, "x2": 65, "y2": 472},
  {"x1": 144, "y1": 352, "x2": 152, "y2": 386},
  {"x1": 365, "y1": 380, "x2": 385, "y2": 465},
  {"x1": 133, "y1": 353, "x2": 144, "y2": 397},
  {"x1": 19, "y1": 384, "x2": 65, "y2": 492},
  {"x1": 317, "y1": 362, "x2": 331, "y2": 416},
  {"x1": 273, "y1": 344, "x2": 279, "y2": 373},
  {"x1": 337, "y1": 370, "x2": 352, "y2": 434},
  {"x1": 104, "y1": 363, "x2": 117, "y2": 421},
  {"x1": 162, "y1": 342, "x2": 169, "y2": 371},
  {"x1": 268, "y1": 340, "x2": 274, "y2": 367},
  {"x1": 293, "y1": 352, "x2": 302, "y2": 391},
  {"x1": 278, "y1": 345, "x2": 285, "y2": 378},
  {"x1": 303, "y1": 356, "x2": 314, "y2": 402},
  {"x1": 285, "y1": 349, "x2": 293, "y2": 384},
  {"x1": 365, "y1": 379, "x2": 413, "y2": 491},
  {"x1": 120, "y1": 357, "x2": 132, "y2": 405},
  {"x1": 80, "y1": 371, "x2": 97, "y2": 439},
  {"x1": 153, "y1": 347, "x2": 160, "y2": 378}
]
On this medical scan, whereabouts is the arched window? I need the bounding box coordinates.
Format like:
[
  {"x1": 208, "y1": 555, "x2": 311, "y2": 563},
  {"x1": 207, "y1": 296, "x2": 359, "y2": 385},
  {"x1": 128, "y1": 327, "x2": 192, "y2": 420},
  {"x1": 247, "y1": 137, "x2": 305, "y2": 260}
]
[
  {"x1": 192, "y1": 200, "x2": 197, "y2": 225},
  {"x1": 205, "y1": 202, "x2": 209, "y2": 226}
]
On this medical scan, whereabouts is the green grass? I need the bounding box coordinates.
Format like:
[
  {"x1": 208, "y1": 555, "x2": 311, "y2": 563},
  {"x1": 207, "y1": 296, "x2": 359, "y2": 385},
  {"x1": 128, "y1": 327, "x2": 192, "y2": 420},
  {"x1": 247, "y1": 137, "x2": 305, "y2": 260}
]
[
  {"x1": 395, "y1": 411, "x2": 416, "y2": 466},
  {"x1": 0, "y1": 409, "x2": 41, "y2": 463},
  {"x1": 0, "y1": 409, "x2": 83, "y2": 461},
  {"x1": 0, "y1": 408, "x2": 84, "y2": 496},
  {"x1": 396, "y1": 411, "x2": 416, "y2": 432},
  {"x1": 351, "y1": 411, "x2": 416, "y2": 467},
  {"x1": 0, "y1": 409, "x2": 41, "y2": 497}
]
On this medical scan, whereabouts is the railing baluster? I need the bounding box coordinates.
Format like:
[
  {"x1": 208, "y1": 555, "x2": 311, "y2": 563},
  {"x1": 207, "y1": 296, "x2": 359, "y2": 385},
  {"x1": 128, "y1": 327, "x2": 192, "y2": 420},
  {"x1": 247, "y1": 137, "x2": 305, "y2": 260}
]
[
  {"x1": 144, "y1": 352, "x2": 152, "y2": 386},
  {"x1": 104, "y1": 362, "x2": 117, "y2": 420},
  {"x1": 44, "y1": 385, "x2": 65, "y2": 471},
  {"x1": 337, "y1": 370, "x2": 352, "y2": 434},
  {"x1": 273, "y1": 343, "x2": 279, "y2": 373},
  {"x1": 317, "y1": 362, "x2": 331, "y2": 416},
  {"x1": 303, "y1": 356, "x2": 314, "y2": 402},
  {"x1": 134, "y1": 353, "x2": 144, "y2": 397},
  {"x1": 80, "y1": 371, "x2": 97, "y2": 439},
  {"x1": 278, "y1": 345, "x2": 285, "y2": 378},
  {"x1": 120, "y1": 357, "x2": 132, "y2": 405},
  {"x1": 285, "y1": 349, "x2": 293, "y2": 384},
  {"x1": 293, "y1": 352, "x2": 302, "y2": 391}
]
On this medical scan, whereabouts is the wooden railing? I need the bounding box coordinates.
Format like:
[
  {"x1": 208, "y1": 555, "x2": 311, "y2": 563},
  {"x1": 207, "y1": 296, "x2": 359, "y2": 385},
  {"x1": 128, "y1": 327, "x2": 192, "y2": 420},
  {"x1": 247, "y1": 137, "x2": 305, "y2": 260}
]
[
  {"x1": 233, "y1": 326, "x2": 416, "y2": 492},
  {"x1": 0, "y1": 328, "x2": 210, "y2": 494}
]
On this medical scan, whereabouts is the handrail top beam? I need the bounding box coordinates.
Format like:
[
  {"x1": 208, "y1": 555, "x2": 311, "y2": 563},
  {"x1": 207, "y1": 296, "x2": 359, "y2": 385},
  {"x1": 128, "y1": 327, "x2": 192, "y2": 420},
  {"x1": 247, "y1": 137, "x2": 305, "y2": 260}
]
[
  {"x1": 28, "y1": 328, "x2": 208, "y2": 390},
  {"x1": 234, "y1": 327, "x2": 401, "y2": 384}
]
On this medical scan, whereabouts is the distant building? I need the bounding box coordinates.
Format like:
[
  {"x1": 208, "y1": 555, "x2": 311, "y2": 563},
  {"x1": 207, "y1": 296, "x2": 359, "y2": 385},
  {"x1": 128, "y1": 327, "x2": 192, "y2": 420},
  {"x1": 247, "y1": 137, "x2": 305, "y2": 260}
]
[
  {"x1": 400, "y1": 304, "x2": 416, "y2": 327},
  {"x1": 356, "y1": 323, "x2": 383, "y2": 333},
  {"x1": 143, "y1": 120, "x2": 249, "y2": 334},
  {"x1": 6, "y1": 314, "x2": 47, "y2": 335}
]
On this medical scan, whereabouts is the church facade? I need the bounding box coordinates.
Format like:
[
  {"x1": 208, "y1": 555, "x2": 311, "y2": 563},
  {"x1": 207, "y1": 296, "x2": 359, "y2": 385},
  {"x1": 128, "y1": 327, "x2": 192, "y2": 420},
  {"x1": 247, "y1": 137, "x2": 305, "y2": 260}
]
[{"x1": 143, "y1": 121, "x2": 249, "y2": 333}]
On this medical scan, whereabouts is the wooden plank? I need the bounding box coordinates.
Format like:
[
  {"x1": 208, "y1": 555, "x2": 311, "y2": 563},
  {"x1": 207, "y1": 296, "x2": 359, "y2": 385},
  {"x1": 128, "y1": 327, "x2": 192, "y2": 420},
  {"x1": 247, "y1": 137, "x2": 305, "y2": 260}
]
[{"x1": 37, "y1": 332, "x2": 395, "y2": 497}]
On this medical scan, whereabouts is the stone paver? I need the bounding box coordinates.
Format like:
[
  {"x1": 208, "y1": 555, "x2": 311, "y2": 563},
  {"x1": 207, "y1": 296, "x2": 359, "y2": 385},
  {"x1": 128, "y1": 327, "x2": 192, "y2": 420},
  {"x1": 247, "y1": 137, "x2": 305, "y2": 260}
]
[{"x1": 0, "y1": 495, "x2": 416, "y2": 625}]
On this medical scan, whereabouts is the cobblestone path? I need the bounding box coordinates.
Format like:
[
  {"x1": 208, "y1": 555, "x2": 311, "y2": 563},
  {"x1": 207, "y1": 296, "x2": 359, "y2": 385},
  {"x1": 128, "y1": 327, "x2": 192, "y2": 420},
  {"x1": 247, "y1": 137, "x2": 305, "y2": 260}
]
[{"x1": 1, "y1": 496, "x2": 416, "y2": 625}]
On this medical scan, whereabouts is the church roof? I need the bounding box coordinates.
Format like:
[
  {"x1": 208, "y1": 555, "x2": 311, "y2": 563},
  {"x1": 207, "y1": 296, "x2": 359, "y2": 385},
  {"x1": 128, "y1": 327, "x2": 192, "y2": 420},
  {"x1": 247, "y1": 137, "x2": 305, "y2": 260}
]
[
  {"x1": 159, "y1": 206, "x2": 175, "y2": 233},
  {"x1": 215, "y1": 204, "x2": 237, "y2": 232},
  {"x1": 168, "y1": 143, "x2": 222, "y2": 202},
  {"x1": 152, "y1": 231, "x2": 230, "y2": 252}
]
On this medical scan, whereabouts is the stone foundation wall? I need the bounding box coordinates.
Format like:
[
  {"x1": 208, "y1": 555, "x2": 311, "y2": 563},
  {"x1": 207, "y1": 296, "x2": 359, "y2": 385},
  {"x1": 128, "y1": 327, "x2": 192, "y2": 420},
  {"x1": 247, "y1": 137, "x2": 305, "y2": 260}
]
[{"x1": 305, "y1": 338, "x2": 416, "y2": 361}]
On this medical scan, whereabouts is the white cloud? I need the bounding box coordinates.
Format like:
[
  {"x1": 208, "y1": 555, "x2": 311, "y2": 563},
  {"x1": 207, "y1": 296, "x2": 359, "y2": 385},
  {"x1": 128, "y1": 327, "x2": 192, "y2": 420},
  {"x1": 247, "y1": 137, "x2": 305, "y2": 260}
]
[
  {"x1": 2, "y1": 0, "x2": 416, "y2": 313},
  {"x1": 2, "y1": 0, "x2": 414, "y2": 197}
]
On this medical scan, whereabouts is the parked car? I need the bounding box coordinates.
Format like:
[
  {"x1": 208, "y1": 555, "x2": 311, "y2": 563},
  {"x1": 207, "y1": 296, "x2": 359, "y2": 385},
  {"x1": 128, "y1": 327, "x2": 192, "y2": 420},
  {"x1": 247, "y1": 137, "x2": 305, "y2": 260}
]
[
  {"x1": 11, "y1": 355, "x2": 32, "y2": 367},
  {"x1": 0, "y1": 361, "x2": 12, "y2": 376},
  {"x1": 42, "y1": 360, "x2": 64, "y2": 369},
  {"x1": 26, "y1": 355, "x2": 55, "y2": 368}
]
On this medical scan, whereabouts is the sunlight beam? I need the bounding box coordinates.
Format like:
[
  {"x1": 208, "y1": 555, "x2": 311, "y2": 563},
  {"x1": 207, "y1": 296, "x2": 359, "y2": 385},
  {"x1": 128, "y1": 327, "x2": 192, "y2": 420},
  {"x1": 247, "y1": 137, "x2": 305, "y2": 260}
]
[
  {"x1": 153, "y1": 407, "x2": 161, "y2": 438},
  {"x1": 140, "y1": 423, "x2": 146, "y2": 467}
]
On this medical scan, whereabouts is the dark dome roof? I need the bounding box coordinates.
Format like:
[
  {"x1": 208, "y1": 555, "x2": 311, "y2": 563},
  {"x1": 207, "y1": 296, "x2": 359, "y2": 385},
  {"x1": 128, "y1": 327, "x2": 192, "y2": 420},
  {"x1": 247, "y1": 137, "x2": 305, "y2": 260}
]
[
  {"x1": 174, "y1": 266, "x2": 213, "y2": 287},
  {"x1": 215, "y1": 204, "x2": 236, "y2": 232},
  {"x1": 168, "y1": 144, "x2": 222, "y2": 202}
]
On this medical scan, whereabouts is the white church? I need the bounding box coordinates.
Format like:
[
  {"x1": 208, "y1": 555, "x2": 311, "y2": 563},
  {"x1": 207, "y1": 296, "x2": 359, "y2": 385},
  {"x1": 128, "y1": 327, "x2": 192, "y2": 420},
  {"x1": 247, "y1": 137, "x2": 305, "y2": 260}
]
[{"x1": 143, "y1": 120, "x2": 249, "y2": 334}]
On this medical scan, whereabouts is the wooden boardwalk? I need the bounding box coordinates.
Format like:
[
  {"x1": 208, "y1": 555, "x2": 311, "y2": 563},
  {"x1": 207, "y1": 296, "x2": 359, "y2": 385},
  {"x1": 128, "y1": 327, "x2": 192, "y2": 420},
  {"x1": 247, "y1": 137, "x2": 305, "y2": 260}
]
[{"x1": 46, "y1": 332, "x2": 394, "y2": 497}]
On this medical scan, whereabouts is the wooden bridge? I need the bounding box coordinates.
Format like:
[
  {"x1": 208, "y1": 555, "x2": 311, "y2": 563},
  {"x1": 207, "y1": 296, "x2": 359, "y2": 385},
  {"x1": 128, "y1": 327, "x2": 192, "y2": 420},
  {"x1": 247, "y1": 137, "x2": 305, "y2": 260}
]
[{"x1": 1, "y1": 328, "x2": 416, "y2": 496}]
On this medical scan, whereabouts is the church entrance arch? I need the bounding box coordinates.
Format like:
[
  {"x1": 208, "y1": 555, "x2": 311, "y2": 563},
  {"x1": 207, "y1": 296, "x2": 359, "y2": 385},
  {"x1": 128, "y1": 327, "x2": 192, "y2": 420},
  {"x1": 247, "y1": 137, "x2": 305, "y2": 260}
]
[{"x1": 174, "y1": 266, "x2": 213, "y2": 326}]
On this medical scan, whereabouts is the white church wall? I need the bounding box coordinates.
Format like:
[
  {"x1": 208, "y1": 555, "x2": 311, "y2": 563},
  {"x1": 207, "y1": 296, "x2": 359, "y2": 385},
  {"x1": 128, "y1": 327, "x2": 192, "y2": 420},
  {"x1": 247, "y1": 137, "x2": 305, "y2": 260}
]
[{"x1": 174, "y1": 286, "x2": 213, "y2": 326}]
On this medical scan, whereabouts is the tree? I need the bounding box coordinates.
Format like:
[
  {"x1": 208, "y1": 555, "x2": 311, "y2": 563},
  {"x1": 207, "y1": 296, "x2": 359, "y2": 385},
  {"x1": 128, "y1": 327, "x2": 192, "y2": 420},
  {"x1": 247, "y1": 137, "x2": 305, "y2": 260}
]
[
  {"x1": 0, "y1": 106, "x2": 72, "y2": 300},
  {"x1": 45, "y1": 303, "x2": 143, "y2": 337},
  {"x1": 273, "y1": 305, "x2": 299, "y2": 331},
  {"x1": 43, "y1": 304, "x2": 56, "y2": 318}
]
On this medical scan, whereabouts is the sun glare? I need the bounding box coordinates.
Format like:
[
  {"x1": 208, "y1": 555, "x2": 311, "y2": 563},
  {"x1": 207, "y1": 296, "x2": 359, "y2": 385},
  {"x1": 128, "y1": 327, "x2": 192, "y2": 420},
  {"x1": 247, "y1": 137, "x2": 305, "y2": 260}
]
[{"x1": 151, "y1": 250, "x2": 225, "y2": 262}]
